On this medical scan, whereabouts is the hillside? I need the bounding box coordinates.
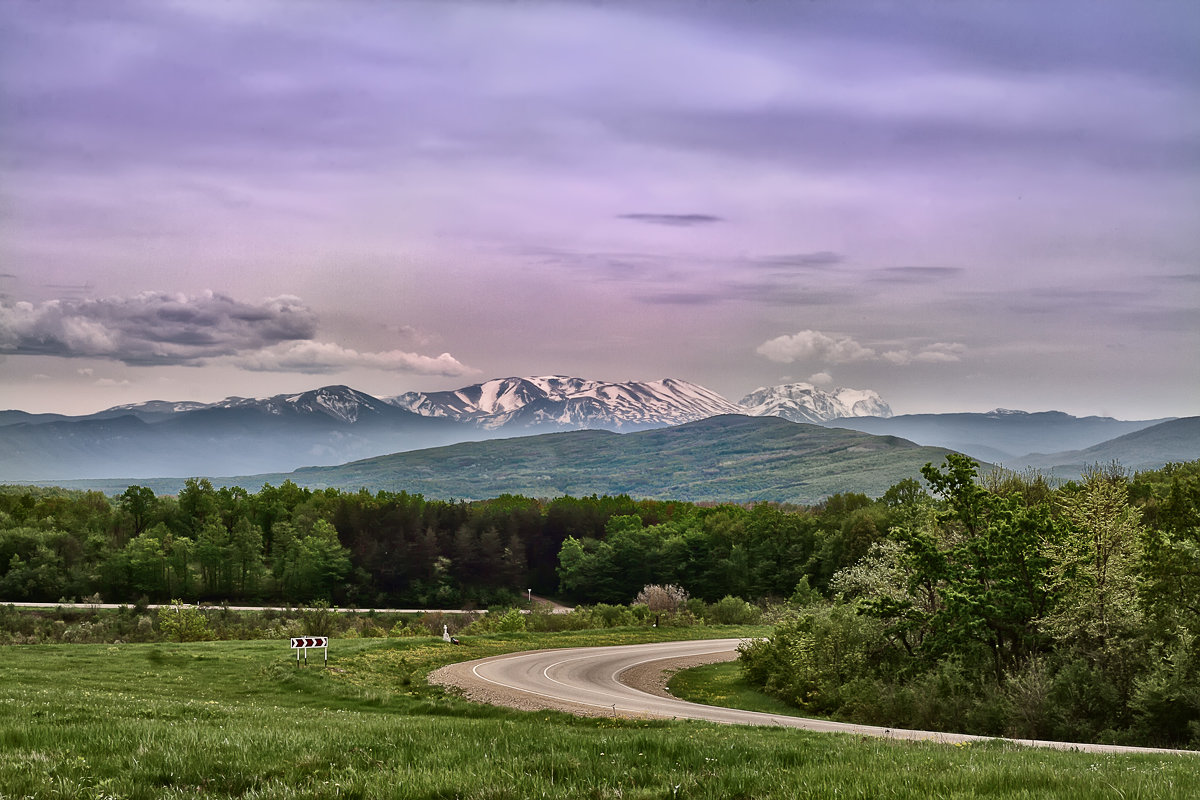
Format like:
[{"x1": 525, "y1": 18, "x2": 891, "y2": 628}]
[
  {"x1": 1017, "y1": 416, "x2": 1200, "y2": 477},
  {"x1": 44, "y1": 415, "x2": 969, "y2": 504},
  {"x1": 826, "y1": 410, "x2": 1168, "y2": 462}
]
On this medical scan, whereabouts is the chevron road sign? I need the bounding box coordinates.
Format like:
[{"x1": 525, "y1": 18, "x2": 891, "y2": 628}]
[{"x1": 290, "y1": 636, "x2": 329, "y2": 666}]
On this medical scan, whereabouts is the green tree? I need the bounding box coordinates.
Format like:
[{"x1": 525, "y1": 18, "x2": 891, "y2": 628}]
[
  {"x1": 157, "y1": 599, "x2": 212, "y2": 642},
  {"x1": 905, "y1": 455, "x2": 1055, "y2": 681},
  {"x1": 1042, "y1": 468, "x2": 1143, "y2": 656},
  {"x1": 118, "y1": 486, "x2": 158, "y2": 539}
]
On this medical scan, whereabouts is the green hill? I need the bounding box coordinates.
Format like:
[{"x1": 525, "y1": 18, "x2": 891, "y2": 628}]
[
  {"x1": 215, "y1": 414, "x2": 963, "y2": 504},
  {"x1": 30, "y1": 415, "x2": 973, "y2": 503}
]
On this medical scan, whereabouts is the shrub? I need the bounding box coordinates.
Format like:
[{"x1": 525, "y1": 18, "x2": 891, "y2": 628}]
[
  {"x1": 464, "y1": 608, "x2": 526, "y2": 634},
  {"x1": 708, "y1": 596, "x2": 762, "y2": 625},
  {"x1": 634, "y1": 584, "x2": 688, "y2": 614},
  {"x1": 157, "y1": 600, "x2": 212, "y2": 643}
]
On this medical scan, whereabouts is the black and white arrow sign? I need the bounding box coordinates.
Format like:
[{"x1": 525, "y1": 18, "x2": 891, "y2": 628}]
[{"x1": 290, "y1": 637, "x2": 329, "y2": 648}]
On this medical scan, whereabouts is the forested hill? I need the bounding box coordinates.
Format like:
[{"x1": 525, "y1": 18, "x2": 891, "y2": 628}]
[{"x1": 46, "y1": 415, "x2": 967, "y2": 505}]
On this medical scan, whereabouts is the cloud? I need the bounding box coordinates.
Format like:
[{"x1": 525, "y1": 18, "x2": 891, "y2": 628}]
[
  {"x1": 871, "y1": 266, "x2": 963, "y2": 283},
  {"x1": 757, "y1": 329, "x2": 967, "y2": 366},
  {"x1": 227, "y1": 341, "x2": 477, "y2": 377},
  {"x1": 616, "y1": 213, "x2": 723, "y2": 227},
  {"x1": 881, "y1": 342, "x2": 967, "y2": 365},
  {"x1": 0, "y1": 291, "x2": 476, "y2": 375},
  {"x1": 751, "y1": 252, "x2": 844, "y2": 269},
  {"x1": 0, "y1": 291, "x2": 316, "y2": 364},
  {"x1": 756, "y1": 330, "x2": 876, "y2": 364},
  {"x1": 809, "y1": 371, "x2": 834, "y2": 386}
]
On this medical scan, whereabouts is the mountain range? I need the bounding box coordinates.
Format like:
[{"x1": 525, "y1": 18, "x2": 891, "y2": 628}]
[
  {"x1": 0, "y1": 377, "x2": 888, "y2": 481},
  {"x1": 2, "y1": 375, "x2": 1195, "y2": 486},
  {"x1": 389, "y1": 376, "x2": 745, "y2": 431},
  {"x1": 0, "y1": 386, "x2": 471, "y2": 481}
]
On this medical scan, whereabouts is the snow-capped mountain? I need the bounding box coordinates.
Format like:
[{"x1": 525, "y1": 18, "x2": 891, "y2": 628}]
[
  {"x1": 739, "y1": 383, "x2": 893, "y2": 424},
  {"x1": 389, "y1": 376, "x2": 744, "y2": 431},
  {"x1": 205, "y1": 385, "x2": 405, "y2": 425}
]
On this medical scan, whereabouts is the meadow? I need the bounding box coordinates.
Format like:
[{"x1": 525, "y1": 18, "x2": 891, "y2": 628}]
[{"x1": 2, "y1": 628, "x2": 1197, "y2": 800}]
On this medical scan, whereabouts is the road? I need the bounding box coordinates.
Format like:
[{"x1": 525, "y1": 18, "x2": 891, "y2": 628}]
[{"x1": 437, "y1": 638, "x2": 1197, "y2": 756}]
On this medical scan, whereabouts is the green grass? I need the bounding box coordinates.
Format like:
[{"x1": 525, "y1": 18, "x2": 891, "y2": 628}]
[
  {"x1": 1, "y1": 629, "x2": 1196, "y2": 799},
  {"x1": 667, "y1": 659, "x2": 815, "y2": 719}
]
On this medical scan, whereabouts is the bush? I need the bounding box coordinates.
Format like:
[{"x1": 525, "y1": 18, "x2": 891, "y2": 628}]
[
  {"x1": 524, "y1": 606, "x2": 590, "y2": 632},
  {"x1": 738, "y1": 602, "x2": 882, "y2": 713},
  {"x1": 635, "y1": 584, "x2": 688, "y2": 614},
  {"x1": 707, "y1": 596, "x2": 762, "y2": 625},
  {"x1": 157, "y1": 600, "x2": 212, "y2": 643},
  {"x1": 299, "y1": 601, "x2": 337, "y2": 636}
]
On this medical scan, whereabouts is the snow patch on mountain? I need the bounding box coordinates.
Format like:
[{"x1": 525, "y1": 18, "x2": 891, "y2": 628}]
[
  {"x1": 389, "y1": 376, "x2": 743, "y2": 431},
  {"x1": 739, "y1": 383, "x2": 892, "y2": 423},
  {"x1": 206, "y1": 386, "x2": 401, "y2": 424}
]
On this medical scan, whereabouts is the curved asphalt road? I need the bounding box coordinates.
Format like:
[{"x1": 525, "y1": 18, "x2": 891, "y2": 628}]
[{"x1": 457, "y1": 638, "x2": 1195, "y2": 756}]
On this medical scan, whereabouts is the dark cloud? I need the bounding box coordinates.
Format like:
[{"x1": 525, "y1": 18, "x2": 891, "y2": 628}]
[
  {"x1": 640, "y1": 281, "x2": 853, "y2": 307},
  {"x1": 871, "y1": 267, "x2": 963, "y2": 284},
  {"x1": 0, "y1": 291, "x2": 477, "y2": 376},
  {"x1": 515, "y1": 245, "x2": 669, "y2": 281},
  {"x1": 0, "y1": 292, "x2": 317, "y2": 365},
  {"x1": 750, "y1": 252, "x2": 844, "y2": 269},
  {"x1": 1152, "y1": 272, "x2": 1200, "y2": 284},
  {"x1": 639, "y1": 291, "x2": 722, "y2": 306},
  {"x1": 617, "y1": 213, "x2": 723, "y2": 227},
  {"x1": 1002, "y1": 288, "x2": 1149, "y2": 316}
]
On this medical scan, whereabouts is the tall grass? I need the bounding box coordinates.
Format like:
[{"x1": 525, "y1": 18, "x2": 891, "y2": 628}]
[{"x1": 2, "y1": 632, "x2": 1196, "y2": 799}]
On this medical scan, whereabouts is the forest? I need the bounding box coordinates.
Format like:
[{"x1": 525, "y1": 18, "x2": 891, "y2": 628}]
[{"x1": 1, "y1": 456, "x2": 1198, "y2": 747}]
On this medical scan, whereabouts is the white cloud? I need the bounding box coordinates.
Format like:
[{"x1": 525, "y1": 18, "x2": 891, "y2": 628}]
[
  {"x1": 228, "y1": 340, "x2": 478, "y2": 377},
  {"x1": 882, "y1": 342, "x2": 967, "y2": 365},
  {"x1": 758, "y1": 330, "x2": 967, "y2": 368},
  {"x1": 808, "y1": 371, "x2": 834, "y2": 386},
  {"x1": 756, "y1": 330, "x2": 876, "y2": 364}
]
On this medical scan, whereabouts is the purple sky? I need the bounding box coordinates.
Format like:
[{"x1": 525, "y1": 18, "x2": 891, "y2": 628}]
[{"x1": 2, "y1": 0, "x2": 1197, "y2": 419}]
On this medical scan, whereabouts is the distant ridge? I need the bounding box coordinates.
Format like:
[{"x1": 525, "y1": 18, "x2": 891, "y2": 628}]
[
  {"x1": 826, "y1": 410, "x2": 1172, "y2": 463},
  {"x1": 1015, "y1": 416, "x2": 1200, "y2": 476},
  {"x1": 38, "y1": 415, "x2": 970, "y2": 505}
]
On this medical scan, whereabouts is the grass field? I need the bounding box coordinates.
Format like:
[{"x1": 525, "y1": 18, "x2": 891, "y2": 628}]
[
  {"x1": 2, "y1": 629, "x2": 1197, "y2": 799},
  {"x1": 667, "y1": 659, "x2": 813, "y2": 719}
]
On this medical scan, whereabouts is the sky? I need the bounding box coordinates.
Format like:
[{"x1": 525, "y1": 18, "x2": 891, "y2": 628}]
[{"x1": 1, "y1": 0, "x2": 1197, "y2": 420}]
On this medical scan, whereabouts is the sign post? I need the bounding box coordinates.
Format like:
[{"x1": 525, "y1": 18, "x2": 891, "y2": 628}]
[{"x1": 290, "y1": 636, "x2": 329, "y2": 667}]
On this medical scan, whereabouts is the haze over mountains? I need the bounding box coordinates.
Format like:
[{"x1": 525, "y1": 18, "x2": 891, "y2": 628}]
[{"x1": 1, "y1": 375, "x2": 1195, "y2": 487}]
